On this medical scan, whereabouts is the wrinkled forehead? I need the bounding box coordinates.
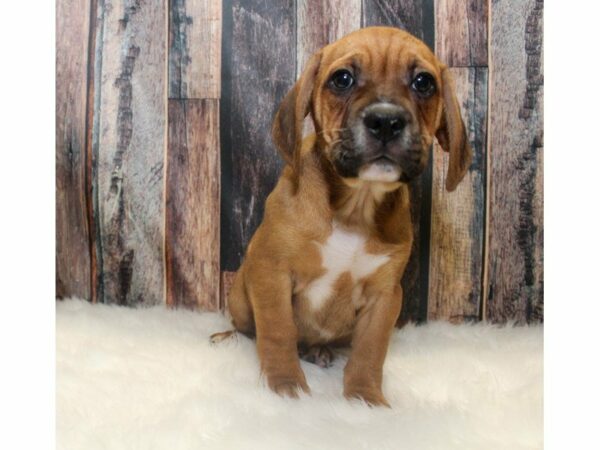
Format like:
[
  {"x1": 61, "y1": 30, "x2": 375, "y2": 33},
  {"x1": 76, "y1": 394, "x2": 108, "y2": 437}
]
[{"x1": 318, "y1": 28, "x2": 440, "y2": 85}]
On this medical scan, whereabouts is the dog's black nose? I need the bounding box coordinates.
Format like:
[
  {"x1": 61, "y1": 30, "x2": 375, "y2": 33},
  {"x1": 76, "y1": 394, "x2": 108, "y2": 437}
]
[
  {"x1": 363, "y1": 103, "x2": 409, "y2": 144},
  {"x1": 364, "y1": 112, "x2": 406, "y2": 143}
]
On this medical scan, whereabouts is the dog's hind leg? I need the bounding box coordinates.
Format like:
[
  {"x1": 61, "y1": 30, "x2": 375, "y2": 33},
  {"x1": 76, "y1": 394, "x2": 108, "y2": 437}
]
[
  {"x1": 226, "y1": 267, "x2": 255, "y2": 337},
  {"x1": 209, "y1": 267, "x2": 255, "y2": 344},
  {"x1": 298, "y1": 344, "x2": 335, "y2": 368}
]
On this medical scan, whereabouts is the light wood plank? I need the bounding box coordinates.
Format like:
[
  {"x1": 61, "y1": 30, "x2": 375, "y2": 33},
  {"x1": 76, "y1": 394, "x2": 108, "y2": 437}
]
[
  {"x1": 169, "y1": 0, "x2": 222, "y2": 99},
  {"x1": 428, "y1": 67, "x2": 487, "y2": 322},
  {"x1": 166, "y1": 100, "x2": 220, "y2": 310},
  {"x1": 434, "y1": 0, "x2": 488, "y2": 66},
  {"x1": 92, "y1": 0, "x2": 167, "y2": 305},
  {"x1": 486, "y1": 0, "x2": 543, "y2": 323},
  {"x1": 56, "y1": 0, "x2": 91, "y2": 300}
]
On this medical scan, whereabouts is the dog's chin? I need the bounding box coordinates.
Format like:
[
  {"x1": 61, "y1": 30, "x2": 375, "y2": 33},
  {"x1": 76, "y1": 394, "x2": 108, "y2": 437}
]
[{"x1": 358, "y1": 160, "x2": 402, "y2": 183}]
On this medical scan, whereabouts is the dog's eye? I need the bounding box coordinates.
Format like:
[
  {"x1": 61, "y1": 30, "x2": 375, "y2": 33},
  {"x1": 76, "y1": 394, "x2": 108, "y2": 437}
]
[
  {"x1": 411, "y1": 72, "x2": 436, "y2": 97},
  {"x1": 329, "y1": 70, "x2": 355, "y2": 91}
]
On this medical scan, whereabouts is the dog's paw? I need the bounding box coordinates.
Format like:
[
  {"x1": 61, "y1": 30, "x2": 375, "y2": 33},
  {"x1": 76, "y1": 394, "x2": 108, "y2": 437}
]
[
  {"x1": 267, "y1": 372, "x2": 311, "y2": 398},
  {"x1": 344, "y1": 386, "x2": 390, "y2": 408},
  {"x1": 299, "y1": 345, "x2": 335, "y2": 368}
]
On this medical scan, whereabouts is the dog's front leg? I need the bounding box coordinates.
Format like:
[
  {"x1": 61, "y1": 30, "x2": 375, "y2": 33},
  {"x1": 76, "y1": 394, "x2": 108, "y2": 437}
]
[
  {"x1": 248, "y1": 269, "x2": 310, "y2": 398},
  {"x1": 343, "y1": 285, "x2": 403, "y2": 407}
]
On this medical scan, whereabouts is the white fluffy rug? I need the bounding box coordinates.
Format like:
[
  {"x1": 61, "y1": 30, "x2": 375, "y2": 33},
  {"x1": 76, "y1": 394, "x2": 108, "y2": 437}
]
[{"x1": 56, "y1": 299, "x2": 543, "y2": 450}]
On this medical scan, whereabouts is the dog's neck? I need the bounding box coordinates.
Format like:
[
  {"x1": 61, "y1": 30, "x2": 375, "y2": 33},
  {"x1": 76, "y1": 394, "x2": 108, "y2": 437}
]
[{"x1": 313, "y1": 148, "x2": 404, "y2": 232}]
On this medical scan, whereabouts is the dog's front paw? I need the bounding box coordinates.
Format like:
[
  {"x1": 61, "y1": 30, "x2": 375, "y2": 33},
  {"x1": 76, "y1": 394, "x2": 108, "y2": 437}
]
[
  {"x1": 266, "y1": 371, "x2": 310, "y2": 398},
  {"x1": 344, "y1": 385, "x2": 390, "y2": 408}
]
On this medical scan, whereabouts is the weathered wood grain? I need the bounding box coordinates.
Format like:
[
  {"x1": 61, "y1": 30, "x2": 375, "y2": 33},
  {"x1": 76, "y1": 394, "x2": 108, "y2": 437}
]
[
  {"x1": 362, "y1": 0, "x2": 423, "y2": 38},
  {"x1": 220, "y1": 0, "x2": 296, "y2": 271},
  {"x1": 428, "y1": 67, "x2": 487, "y2": 322},
  {"x1": 169, "y1": 0, "x2": 222, "y2": 99},
  {"x1": 219, "y1": 270, "x2": 237, "y2": 309},
  {"x1": 434, "y1": 0, "x2": 488, "y2": 66},
  {"x1": 296, "y1": 0, "x2": 362, "y2": 136},
  {"x1": 92, "y1": 0, "x2": 167, "y2": 306},
  {"x1": 166, "y1": 100, "x2": 220, "y2": 310},
  {"x1": 363, "y1": 0, "x2": 431, "y2": 323},
  {"x1": 296, "y1": 0, "x2": 362, "y2": 76},
  {"x1": 56, "y1": 0, "x2": 92, "y2": 300},
  {"x1": 486, "y1": 0, "x2": 543, "y2": 323}
]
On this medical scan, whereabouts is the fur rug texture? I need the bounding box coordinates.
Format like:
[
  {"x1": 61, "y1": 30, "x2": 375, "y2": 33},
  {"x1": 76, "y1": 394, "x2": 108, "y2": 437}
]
[{"x1": 56, "y1": 299, "x2": 543, "y2": 450}]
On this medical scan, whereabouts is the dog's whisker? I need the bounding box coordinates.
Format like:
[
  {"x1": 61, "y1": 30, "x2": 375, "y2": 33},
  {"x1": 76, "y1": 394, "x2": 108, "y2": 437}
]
[{"x1": 316, "y1": 128, "x2": 348, "y2": 136}]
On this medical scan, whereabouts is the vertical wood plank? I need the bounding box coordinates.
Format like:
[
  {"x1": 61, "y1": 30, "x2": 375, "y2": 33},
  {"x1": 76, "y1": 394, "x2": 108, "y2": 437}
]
[
  {"x1": 56, "y1": 0, "x2": 91, "y2": 300},
  {"x1": 362, "y1": 0, "x2": 431, "y2": 323},
  {"x1": 362, "y1": 0, "x2": 423, "y2": 36},
  {"x1": 166, "y1": 100, "x2": 220, "y2": 310},
  {"x1": 486, "y1": 0, "x2": 543, "y2": 323},
  {"x1": 169, "y1": 0, "x2": 222, "y2": 99},
  {"x1": 428, "y1": 67, "x2": 487, "y2": 322},
  {"x1": 220, "y1": 0, "x2": 296, "y2": 271},
  {"x1": 296, "y1": 1, "x2": 362, "y2": 149},
  {"x1": 92, "y1": 0, "x2": 167, "y2": 306},
  {"x1": 297, "y1": 0, "x2": 362, "y2": 75},
  {"x1": 434, "y1": 0, "x2": 488, "y2": 67}
]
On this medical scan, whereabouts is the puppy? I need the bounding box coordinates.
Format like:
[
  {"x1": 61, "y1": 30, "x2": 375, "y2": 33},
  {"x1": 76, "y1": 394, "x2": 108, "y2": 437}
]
[{"x1": 221, "y1": 26, "x2": 471, "y2": 406}]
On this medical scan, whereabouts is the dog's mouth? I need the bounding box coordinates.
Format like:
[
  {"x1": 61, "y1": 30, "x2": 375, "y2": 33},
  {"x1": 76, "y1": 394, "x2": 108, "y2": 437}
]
[
  {"x1": 366, "y1": 153, "x2": 398, "y2": 165},
  {"x1": 331, "y1": 144, "x2": 406, "y2": 182},
  {"x1": 331, "y1": 127, "x2": 426, "y2": 183}
]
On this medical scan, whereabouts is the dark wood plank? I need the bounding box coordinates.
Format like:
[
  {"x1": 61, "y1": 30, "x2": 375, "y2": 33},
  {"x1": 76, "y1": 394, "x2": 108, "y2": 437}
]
[
  {"x1": 486, "y1": 0, "x2": 543, "y2": 323},
  {"x1": 56, "y1": 0, "x2": 91, "y2": 300},
  {"x1": 428, "y1": 67, "x2": 487, "y2": 322},
  {"x1": 92, "y1": 0, "x2": 167, "y2": 306},
  {"x1": 434, "y1": 0, "x2": 488, "y2": 66},
  {"x1": 296, "y1": 1, "x2": 362, "y2": 147},
  {"x1": 362, "y1": 0, "x2": 423, "y2": 38},
  {"x1": 363, "y1": 0, "x2": 431, "y2": 323},
  {"x1": 166, "y1": 100, "x2": 220, "y2": 310},
  {"x1": 297, "y1": 0, "x2": 361, "y2": 75},
  {"x1": 169, "y1": 0, "x2": 222, "y2": 99},
  {"x1": 220, "y1": 0, "x2": 296, "y2": 271}
]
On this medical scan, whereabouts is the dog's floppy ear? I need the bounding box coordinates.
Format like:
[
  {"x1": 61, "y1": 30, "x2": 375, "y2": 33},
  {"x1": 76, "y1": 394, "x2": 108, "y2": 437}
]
[
  {"x1": 272, "y1": 52, "x2": 322, "y2": 178},
  {"x1": 435, "y1": 66, "x2": 473, "y2": 191}
]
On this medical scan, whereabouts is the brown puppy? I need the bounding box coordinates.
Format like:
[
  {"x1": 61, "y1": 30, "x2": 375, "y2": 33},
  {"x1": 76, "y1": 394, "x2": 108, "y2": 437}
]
[{"x1": 223, "y1": 26, "x2": 471, "y2": 406}]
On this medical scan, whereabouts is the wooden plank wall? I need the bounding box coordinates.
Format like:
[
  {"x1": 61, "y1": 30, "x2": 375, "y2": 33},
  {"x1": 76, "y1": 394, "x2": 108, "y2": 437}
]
[
  {"x1": 56, "y1": 0, "x2": 543, "y2": 323},
  {"x1": 166, "y1": 0, "x2": 222, "y2": 310},
  {"x1": 220, "y1": 0, "x2": 295, "y2": 274},
  {"x1": 56, "y1": 0, "x2": 92, "y2": 301},
  {"x1": 428, "y1": 0, "x2": 488, "y2": 322},
  {"x1": 486, "y1": 0, "x2": 544, "y2": 323},
  {"x1": 92, "y1": 0, "x2": 167, "y2": 306}
]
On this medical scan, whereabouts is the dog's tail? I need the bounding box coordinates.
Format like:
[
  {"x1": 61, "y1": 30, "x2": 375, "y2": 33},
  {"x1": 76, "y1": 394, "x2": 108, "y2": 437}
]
[{"x1": 209, "y1": 329, "x2": 237, "y2": 344}]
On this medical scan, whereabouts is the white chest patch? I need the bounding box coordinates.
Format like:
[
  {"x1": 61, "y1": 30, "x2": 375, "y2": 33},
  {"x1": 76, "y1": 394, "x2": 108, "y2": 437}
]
[{"x1": 304, "y1": 222, "x2": 390, "y2": 311}]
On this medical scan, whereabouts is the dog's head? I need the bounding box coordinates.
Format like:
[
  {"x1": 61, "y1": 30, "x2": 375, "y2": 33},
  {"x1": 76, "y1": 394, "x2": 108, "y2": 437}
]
[{"x1": 272, "y1": 26, "x2": 472, "y2": 191}]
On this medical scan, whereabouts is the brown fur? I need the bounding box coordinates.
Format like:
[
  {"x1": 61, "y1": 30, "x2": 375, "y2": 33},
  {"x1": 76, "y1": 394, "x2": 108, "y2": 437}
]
[{"x1": 221, "y1": 27, "x2": 471, "y2": 406}]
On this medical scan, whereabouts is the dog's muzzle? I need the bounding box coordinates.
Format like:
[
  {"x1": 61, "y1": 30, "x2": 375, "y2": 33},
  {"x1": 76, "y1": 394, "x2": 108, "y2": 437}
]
[{"x1": 334, "y1": 102, "x2": 427, "y2": 182}]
